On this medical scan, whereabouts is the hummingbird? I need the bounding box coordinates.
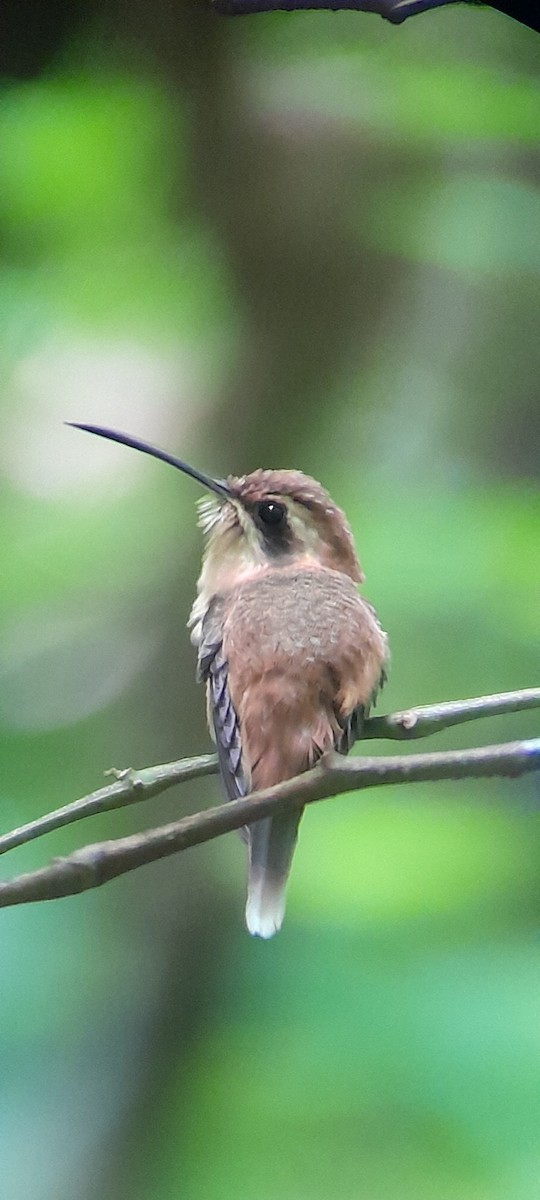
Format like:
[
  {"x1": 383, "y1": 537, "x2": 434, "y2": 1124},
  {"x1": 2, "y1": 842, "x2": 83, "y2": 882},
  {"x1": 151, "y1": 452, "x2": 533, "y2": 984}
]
[{"x1": 69, "y1": 424, "x2": 389, "y2": 938}]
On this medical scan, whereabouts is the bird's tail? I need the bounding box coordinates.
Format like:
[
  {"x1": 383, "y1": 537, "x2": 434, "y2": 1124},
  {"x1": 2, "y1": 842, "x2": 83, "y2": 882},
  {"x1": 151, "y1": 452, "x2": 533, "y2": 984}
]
[{"x1": 245, "y1": 811, "x2": 303, "y2": 939}]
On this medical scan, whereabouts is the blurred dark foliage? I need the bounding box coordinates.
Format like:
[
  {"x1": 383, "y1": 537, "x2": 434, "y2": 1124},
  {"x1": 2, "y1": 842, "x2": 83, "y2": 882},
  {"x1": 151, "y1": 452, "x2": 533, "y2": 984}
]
[{"x1": 0, "y1": 0, "x2": 95, "y2": 78}]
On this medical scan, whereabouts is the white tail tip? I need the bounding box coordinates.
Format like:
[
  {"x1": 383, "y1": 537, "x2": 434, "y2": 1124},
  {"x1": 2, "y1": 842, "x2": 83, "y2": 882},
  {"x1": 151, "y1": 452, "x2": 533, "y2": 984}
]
[{"x1": 245, "y1": 874, "x2": 286, "y2": 939}]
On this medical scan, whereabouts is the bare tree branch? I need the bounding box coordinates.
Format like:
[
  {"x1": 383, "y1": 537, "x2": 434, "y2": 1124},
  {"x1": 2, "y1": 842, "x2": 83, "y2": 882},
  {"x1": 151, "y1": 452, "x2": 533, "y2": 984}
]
[
  {"x1": 0, "y1": 737, "x2": 538, "y2": 910},
  {"x1": 0, "y1": 688, "x2": 538, "y2": 859}
]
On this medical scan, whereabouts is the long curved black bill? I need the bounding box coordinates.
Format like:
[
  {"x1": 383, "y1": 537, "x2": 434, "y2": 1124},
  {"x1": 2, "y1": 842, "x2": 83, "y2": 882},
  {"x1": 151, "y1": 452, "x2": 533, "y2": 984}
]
[{"x1": 66, "y1": 423, "x2": 232, "y2": 500}]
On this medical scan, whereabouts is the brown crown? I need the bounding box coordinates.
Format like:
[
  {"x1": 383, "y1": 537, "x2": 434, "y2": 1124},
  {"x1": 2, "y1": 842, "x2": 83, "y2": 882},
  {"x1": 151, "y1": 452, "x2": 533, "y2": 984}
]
[{"x1": 227, "y1": 469, "x2": 363, "y2": 583}]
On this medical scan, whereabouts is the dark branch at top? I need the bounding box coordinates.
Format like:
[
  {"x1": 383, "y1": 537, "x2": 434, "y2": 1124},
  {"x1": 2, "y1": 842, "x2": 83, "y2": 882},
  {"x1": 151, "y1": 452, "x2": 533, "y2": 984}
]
[{"x1": 212, "y1": 0, "x2": 540, "y2": 34}]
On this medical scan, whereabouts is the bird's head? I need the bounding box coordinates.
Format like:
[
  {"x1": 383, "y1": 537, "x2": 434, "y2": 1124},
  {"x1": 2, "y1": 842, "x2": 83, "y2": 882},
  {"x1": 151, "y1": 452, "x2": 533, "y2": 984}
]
[{"x1": 67, "y1": 425, "x2": 363, "y2": 595}]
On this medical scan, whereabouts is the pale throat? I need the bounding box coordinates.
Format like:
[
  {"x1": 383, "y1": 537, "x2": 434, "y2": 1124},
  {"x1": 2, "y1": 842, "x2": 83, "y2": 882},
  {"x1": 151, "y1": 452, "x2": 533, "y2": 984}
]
[
  {"x1": 200, "y1": 537, "x2": 321, "y2": 589},
  {"x1": 189, "y1": 532, "x2": 332, "y2": 646}
]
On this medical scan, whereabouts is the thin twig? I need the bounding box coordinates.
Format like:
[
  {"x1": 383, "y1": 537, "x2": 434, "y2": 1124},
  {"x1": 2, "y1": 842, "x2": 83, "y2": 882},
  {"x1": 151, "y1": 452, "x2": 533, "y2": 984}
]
[
  {"x1": 0, "y1": 737, "x2": 538, "y2": 909},
  {"x1": 365, "y1": 687, "x2": 540, "y2": 741},
  {"x1": 0, "y1": 756, "x2": 217, "y2": 858},
  {"x1": 0, "y1": 688, "x2": 537, "y2": 858}
]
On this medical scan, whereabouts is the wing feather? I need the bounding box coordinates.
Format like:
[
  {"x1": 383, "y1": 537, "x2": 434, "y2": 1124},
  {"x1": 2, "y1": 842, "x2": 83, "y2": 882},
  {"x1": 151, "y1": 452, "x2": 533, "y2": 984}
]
[
  {"x1": 197, "y1": 602, "x2": 247, "y2": 802},
  {"x1": 336, "y1": 664, "x2": 388, "y2": 754}
]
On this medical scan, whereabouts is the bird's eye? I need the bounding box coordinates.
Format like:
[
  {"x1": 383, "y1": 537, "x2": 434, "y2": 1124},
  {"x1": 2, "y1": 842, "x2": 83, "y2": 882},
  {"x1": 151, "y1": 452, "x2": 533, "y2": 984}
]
[{"x1": 256, "y1": 500, "x2": 286, "y2": 526}]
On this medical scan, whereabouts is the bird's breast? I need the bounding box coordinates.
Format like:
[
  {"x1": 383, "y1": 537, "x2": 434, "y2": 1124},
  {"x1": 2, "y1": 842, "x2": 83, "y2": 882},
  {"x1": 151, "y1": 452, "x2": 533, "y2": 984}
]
[
  {"x1": 217, "y1": 567, "x2": 387, "y2": 789},
  {"x1": 222, "y1": 567, "x2": 379, "y2": 662}
]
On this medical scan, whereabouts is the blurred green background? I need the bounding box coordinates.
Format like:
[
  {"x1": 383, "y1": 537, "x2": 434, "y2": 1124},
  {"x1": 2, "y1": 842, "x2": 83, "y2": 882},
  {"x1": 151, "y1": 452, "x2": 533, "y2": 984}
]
[{"x1": 0, "y1": 3, "x2": 539, "y2": 1198}]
